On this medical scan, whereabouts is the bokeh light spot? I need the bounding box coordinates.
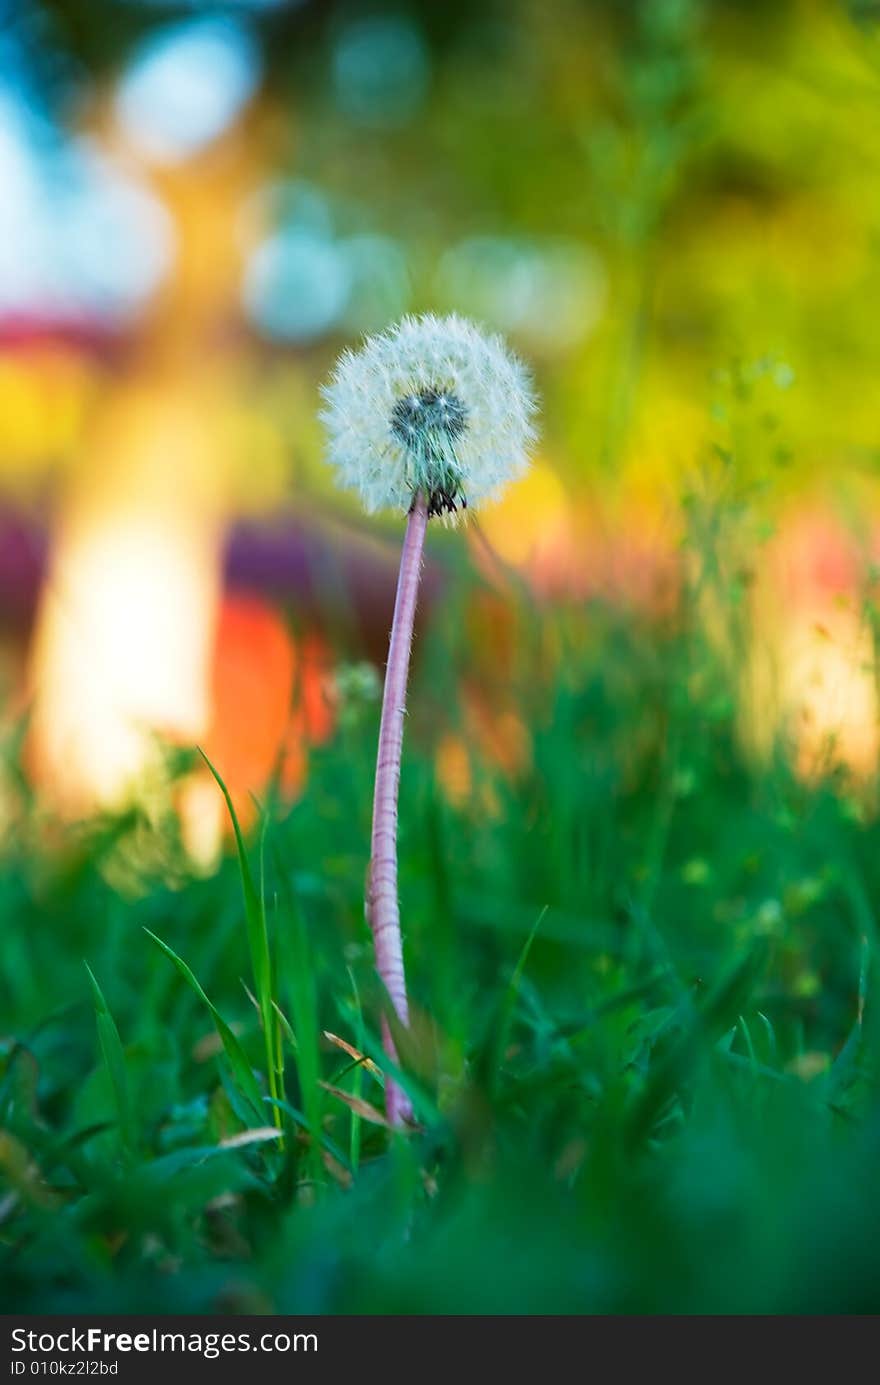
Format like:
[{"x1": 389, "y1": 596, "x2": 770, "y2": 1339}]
[
  {"x1": 341, "y1": 234, "x2": 410, "y2": 330},
  {"x1": 438, "y1": 237, "x2": 606, "y2": 350},
  {"x1": 0, "y1": 89, "x2": 173, "y2": 318},
  {"x1": 116, "y1": 17, "x2": 261, "y2": 163},
  {"x1": 243, "y1": 228, "x2": 351, "y2": 342},
  {"x1": 332, "y1": 16, "x2": 429, "y2": 127},
  {"x1": 61, "y1": 144, "x2": 174, "y2": 318}
]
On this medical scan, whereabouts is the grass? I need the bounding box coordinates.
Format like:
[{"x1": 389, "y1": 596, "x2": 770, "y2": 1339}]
[{"x1": 3, "y1": 499, "x2": 880, "y2": 1315}]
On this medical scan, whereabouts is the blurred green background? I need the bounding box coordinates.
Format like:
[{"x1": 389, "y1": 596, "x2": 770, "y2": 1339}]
[{"x1": 5, "y1": 0, "x2": 880, "y2": 1314}]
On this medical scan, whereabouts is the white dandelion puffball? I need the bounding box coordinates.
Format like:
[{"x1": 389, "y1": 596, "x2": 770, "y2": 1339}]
[{"x1": 320, "y1": 313, "x2": 537, "y2": 517}]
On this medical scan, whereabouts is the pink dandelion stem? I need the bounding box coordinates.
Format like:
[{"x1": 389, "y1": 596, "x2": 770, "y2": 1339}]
[{"x1": 368, "y1": 489, "x2": 429, "y2": 1126}]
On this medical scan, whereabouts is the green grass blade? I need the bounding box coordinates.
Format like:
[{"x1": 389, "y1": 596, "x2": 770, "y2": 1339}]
[
  {"x1": 625, "y1": 943, "x2": 769, "y2": 1150},
  {"x1": 143, "y1": 927, "x2": 264, "y2": 1122},
  {"x1": 487, "y1": 904, "x2": 547, "y2": 1094},
  {"x1": 197, "y1": 748, "x2": 281, "y2": 1131},
  {"x1": 273, "y1": 849, "x2": 324, "y2": 1186},
  {"x1": 83, "y1": 963, "x2": 135, "y2": 1158}
]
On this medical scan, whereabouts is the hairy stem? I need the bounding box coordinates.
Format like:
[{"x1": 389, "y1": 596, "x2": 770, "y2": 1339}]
[{"x1": 368, "y1": 490, "x2": 428, "y2": 1126}]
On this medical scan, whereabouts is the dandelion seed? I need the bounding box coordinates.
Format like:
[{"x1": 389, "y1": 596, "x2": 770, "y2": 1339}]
[{"x1": 320, "y1": 314, "x2": 538, "y2": 1126}]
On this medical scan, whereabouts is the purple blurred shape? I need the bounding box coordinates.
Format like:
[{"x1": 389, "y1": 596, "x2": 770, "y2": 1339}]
[
  {"x1": 0, "y1": 505, "x2": 441, "y2": 659},
  {"x1": 0, "y1": 509, "x2": 48, "y2": 632},
  {"x1": 224, "y1": 511, "x2": 442, "y2": 659}
]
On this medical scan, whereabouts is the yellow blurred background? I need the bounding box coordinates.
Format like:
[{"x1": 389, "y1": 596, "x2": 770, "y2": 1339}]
[{"x1": 4, "y1": 0, "x2": 880, "y2": 852}]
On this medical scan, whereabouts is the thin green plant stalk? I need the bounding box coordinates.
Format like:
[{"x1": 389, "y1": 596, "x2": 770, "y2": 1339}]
[{"x1": 259, "y1": 814, "x2": 286, "y2": 1141}]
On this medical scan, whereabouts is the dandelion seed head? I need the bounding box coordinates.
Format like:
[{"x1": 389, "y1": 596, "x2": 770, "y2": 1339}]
[{"x1": 320, "y1": 313, "x2": 538, "y2": 516}]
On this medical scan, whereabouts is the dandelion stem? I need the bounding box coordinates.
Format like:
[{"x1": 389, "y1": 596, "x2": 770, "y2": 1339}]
[{"x1": 368, "y1": 488, "x2": 428, "y2": 1126}]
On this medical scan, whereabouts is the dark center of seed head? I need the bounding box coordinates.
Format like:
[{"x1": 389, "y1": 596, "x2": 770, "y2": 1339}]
[{"x1": 389, "y1": 388, "x2": 468, "y2": 449}]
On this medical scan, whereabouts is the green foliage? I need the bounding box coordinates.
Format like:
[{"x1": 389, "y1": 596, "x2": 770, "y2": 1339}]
[{"x1": 4, "y1": 520, "x2": 880, "y2": 1313}]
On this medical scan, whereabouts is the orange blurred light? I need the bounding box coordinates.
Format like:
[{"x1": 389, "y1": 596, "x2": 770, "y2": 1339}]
[
  {"x1": 747, "y1": 505, "x2": 879, "y2": 779},
  {"x1": 180, "y1": 594, "x2": 333, "y2": 863},
  {"x1": 206, "y1": 595, "x2": 331, "y2": 806},
  {"x1": 475, "y1": 464, "x2": 679, "y2": 617}
]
